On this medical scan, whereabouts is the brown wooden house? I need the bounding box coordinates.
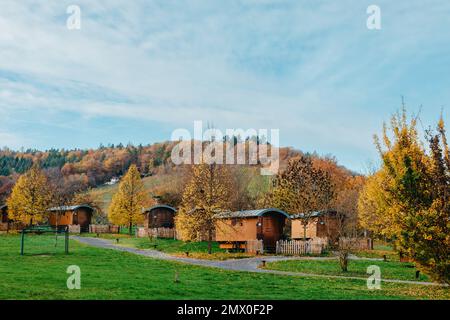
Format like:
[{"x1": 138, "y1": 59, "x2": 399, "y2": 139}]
[
  {"x1": 0, "y1": 205, "x2": 9, "y2": 231},
  {"x1": 47, "y1": 205, "x2": 94, "y2": 232},
  {"x1": 143, "y1": 205, "x2": 177, "y2": 229},
  {"x1": 1, "y1": 205, "x2": 8, "y2": 224},
  {"x1": 291, "y1": 210, "x2": 341, "y2": 242},
  {"x1": 214, "y1": 208, "x2": 290, "y2": 252}
]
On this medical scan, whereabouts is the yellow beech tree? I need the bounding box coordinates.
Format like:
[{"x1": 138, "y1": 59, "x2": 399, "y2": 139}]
[
  {"x1": 359, "y1": 109, "x2": 449, "y2": 283},
  {"x1": 108, "y1": 164, "x2": 150, "y2": 234},
  {"x1": 7, "y1": 163, "x2": 51, "y2": 226},
  {"x1": 175, "y1": 162, "x2": 232, "y2": 253}
]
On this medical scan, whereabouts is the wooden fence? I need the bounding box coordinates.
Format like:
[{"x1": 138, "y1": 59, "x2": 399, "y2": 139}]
[
  {"x1": 0, "y1": 222, "x2": 24, "y2": 232},
  {"x1": 68, "y1": 225, "x2": 80, "y2": 234},
  {"x1": 245, "y1": 240, "x2": 264, "y2": 254},
  {"x1": 89, "y1": 224, "x2": 119, "y2": 233},
  {"x1": 339, "y1": 237, "x2": 373, "y2": 250},
  {"x1": 89, "y1": 224, "x2": 120, "y2": 234},
  {"x1": 0, "y1": 223, "x2": 8, "y2": 232},
  {"x1": 137, "y1": 227, "x2": 177, "y2": 239},
  {"x1": 276, "y1": 239, "x2": 327, "y2": 255}
]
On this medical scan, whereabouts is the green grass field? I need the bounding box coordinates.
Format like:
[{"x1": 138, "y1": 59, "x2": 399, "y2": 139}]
[
  {"x1": 81, "y1": 234, "x2": 253, "y2": 260},
  {"x1": 0, "y1": 234, "x2": 449, "y2": 300},
  {"x1": 264, "y1": 259, "x2": 430, "y2": 282}
]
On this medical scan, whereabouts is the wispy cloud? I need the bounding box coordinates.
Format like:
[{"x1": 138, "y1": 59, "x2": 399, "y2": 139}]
[{"x1": 0, "y1": 0, "x2": 449, "y2": 171}]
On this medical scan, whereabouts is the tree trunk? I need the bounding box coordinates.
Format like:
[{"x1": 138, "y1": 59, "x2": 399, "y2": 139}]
[
  {"x1": 29, "y1": 217, "x2": 33, "y2": 227},
  {"x1": 208, "y1": 229, "x2": 212, "y2": 255},
  {"x1": 339, "y1": 251, "x2": 349, "y2": 272},
  {"x1": 129, "y1": 222, "x2": 133, "y2": 235}
]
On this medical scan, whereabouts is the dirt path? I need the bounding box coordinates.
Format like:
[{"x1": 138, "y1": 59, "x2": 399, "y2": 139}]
[{"x1": 72, "y1": 236, "x2": 444, "y2": 287}]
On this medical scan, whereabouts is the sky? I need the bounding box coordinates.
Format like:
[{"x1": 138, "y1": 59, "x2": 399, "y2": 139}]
[{"x1": 0, "y1": 0, "x2": 449, "y2": 173}]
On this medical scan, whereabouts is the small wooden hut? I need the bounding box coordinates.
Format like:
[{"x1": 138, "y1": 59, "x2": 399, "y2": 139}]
[
  {"x1": 291, "y1": 210, "x2": 340, "y2": 241},
  {"x1": 0, "y1": 204, "x2": 8, "y2": 223},
  {"x1": 214, "y1": 208, "x2": 289, "y2": 252},
  {"x1": 0, "y1": 205, "x2": 9, "y2": 231},
  {"x1": 47, "y1": 205, "x2": 94, "y2": 232},
  {"x1": 142, "y1": 205, "x2": 177, "y2": 229}
]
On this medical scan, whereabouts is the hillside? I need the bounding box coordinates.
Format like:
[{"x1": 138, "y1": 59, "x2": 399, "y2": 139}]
[
  {"x1": 88, "y1": 167, "x2": 273, "y2": 221},
  {"x1": 89, "y1": 172, "x2": 180, "y2": 215}
]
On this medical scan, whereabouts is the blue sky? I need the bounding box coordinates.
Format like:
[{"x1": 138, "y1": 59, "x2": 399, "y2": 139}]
[{"x1": 0, "y1": 0, "x2": 449, "y2": 173}]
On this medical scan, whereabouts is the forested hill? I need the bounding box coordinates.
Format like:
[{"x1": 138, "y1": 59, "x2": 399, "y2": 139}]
[
  {"x1": 0, "y1": 142, "x2": 175, "y2": 197},
  {"x1": 0, "y1": 140, "x2": 319, "y2": 202}
]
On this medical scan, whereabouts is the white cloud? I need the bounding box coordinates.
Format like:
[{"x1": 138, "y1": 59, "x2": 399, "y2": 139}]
[{"x1": 0, "y1": 0, "x2": 449, "y2": 171}]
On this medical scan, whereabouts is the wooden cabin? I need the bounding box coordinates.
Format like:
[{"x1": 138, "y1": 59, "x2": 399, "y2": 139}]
[
  {"x1": 0, "y1": 205, "x2": 8, "y2": 231},
  {"x1": 143, "y1": 205, "x2": 176, "y2": 229},
  {"x1": 1, "y1": 205, "x2": 8, "y2": 224},
  {"x1": 214, "y1": 208, "x2": 289, "y2": 252},
  {"x1": 47, "y1": 205, "x2": 94, "y2": 232},
  {"x1": 291, "y1": 210, "x2": 341, "y2": 242}
]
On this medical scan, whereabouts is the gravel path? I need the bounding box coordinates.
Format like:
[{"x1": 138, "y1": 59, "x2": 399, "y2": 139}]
[{"x1": 72, "y1": 236, "x2": 445, "y2": 287}]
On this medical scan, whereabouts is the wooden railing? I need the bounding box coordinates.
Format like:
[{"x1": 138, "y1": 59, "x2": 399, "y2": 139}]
[
  {"x1": 68, "y1": 225, "x2": 81, "y2": 234},
  {"x1": 89, "y1": 224, "x2": 119, "y2": 234},
  {"x1": 245, "y1": 240, "x2": 264, "y2": 254},
  {"x1": 137, "y1": 227, "x2": 177, "y2": 239},
  {"x1": 276, "y1": 239, "x2": 327, "y2": 255},
  {"x1": 339, "y1": 237, "x2": 373, "y2": 250}
]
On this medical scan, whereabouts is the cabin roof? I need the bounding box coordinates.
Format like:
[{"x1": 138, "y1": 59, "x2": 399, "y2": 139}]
[
  {"x1": 48, "y1": 204, "x2": 94, "y2": 212},
  {"x1": 214, "y1": 208, "x2": 290, "y2": 219},
  {"x1": 0, "y1": 204, "x2": 7, "y2": 210},
  {"x1": 142, "y1": 204, "x2": 177, "y2": 213},
  {"x1": 291, "y1": 210, "x2": 337, "y2": 219}
]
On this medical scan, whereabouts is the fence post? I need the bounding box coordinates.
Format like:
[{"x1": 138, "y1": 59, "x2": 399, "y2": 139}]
[
  {"x1": 65, "y1": 227, "x2": 69, "y2": 254},
  {"x1": 20, "y1": 230, "x2": 25, "y2": 255}
]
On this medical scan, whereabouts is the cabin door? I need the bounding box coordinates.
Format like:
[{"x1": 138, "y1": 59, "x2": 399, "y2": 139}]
[
  {"x1": 72, "y1": 211, "x2": 78, "y2": 225},
  {"x1": 256, "y1": 217, "x2": 264, "y2": 240},
  {"x1": 261, "y1": 216, "x2": 280, "y2": 250}
]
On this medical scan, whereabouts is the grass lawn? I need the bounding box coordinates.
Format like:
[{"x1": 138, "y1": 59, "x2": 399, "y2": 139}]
[
  {"x1": 264, "y1": 259, "x2": 430, "y2": 282},
  {"x1": 80, "y1": 233, "x2": 253, "y2": 260},
  {"x1": 354, "y1": 241, "x2": 400, "y2": 261},
  {"x1": 0, "y1": 234, "x2": 449, "y2": 300}
]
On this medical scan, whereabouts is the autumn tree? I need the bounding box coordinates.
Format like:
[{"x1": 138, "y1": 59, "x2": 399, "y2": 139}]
[
  {"x1": 175, "y1": 162, "x2": 233, "y2": 254},
  {"x1": 358, "y1": 170, "x2": 394, "y2": 237},
  {"x1": 264, "y1": 156, "x2": 335, "y2": 241},
  {"x1": 7, "y1": 163, "x2": 51, "y2": 226},
  {"x1": 108, "y1": 164, "x2": 150, "y2": 234},
  {"x1": 46, "y1": 167, "x2": 88, "y2": 208},
  {"x1": 359, "y1": 109, "x2": 449, "y2": 283}
]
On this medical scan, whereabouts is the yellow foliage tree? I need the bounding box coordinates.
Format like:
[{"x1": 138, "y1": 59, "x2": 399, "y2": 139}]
[
  {"x1": 358, "y1": 169, "x2": 394, "y2": 237},
  {"x1": 359, "y1": 109, "x2": 449, "y2": 283},
  {"x1": 175, "y1": 163, "x2": 232, "y2": 253},
  {"x1": 7, "y1": 163, "x2": 51, "y2": 226},
  {"x1": 108, "y1": 164, "x2": 150, "y2": 234}
]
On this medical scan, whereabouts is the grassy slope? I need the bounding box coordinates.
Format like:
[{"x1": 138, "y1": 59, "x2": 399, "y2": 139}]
[
  {"x1": 1, "y1": 234, "x2": 449, "y2": 300},
  {"x1": 89, "y1": 174, "x2": 176, "y2": 214},
  {"x1": 89, "y1": 169, "x2": 271, "y2": 216}
]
